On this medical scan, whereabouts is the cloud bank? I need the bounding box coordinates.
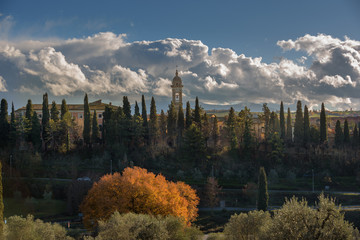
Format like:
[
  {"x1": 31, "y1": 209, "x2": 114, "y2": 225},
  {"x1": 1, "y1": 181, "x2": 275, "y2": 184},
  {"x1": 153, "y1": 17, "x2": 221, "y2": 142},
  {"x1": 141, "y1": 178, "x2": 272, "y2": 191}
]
[{"x1": 0, "y1": 32, "x2": 360, "y2": 110}]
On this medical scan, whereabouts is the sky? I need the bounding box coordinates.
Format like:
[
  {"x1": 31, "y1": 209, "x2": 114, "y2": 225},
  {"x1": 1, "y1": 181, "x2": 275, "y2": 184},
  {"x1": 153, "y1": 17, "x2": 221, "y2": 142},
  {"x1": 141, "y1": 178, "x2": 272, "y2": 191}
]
[{"x1": 0, "y1": 0, "x2": 360, "y2": 111}]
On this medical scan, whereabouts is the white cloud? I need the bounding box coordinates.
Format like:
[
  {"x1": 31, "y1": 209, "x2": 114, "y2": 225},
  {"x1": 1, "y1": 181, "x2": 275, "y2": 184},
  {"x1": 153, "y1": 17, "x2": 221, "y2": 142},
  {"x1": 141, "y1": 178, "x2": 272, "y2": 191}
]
[
  {"x1": 0, "y1": 76, "x2": 7, "y2": 92},
  {"x1": 1, "y1": 32, "x2": 360, "y2": 110}
]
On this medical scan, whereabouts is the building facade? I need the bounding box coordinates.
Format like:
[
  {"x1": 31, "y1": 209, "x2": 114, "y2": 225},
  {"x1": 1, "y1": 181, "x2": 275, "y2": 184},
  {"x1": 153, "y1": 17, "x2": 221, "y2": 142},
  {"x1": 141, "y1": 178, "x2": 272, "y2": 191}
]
[{"x1": 171, "y1": 70, "x2": 183, "y2": 110}]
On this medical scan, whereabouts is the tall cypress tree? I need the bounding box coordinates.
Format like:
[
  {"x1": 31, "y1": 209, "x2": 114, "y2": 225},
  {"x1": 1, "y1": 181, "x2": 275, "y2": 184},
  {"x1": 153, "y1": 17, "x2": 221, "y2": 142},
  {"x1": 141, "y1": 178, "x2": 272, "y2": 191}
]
[
  {"x1": 167, "y1": 101, "x2": 177, "y2": 140},
  {"x1": 343, "y1": 119, "x2": 350, "y2": 144},
  {"x1": 177, "y1": 104, "x2": 185, "y2": 145},
  {"x1": 352, "y1": 124, "x2": 359, "y2": 148},
  {"x1": 41, "y1": 93, "x2": 50, "y2": 149},
  {"x1": 9, "y1": 103, "x2": 17, "y2": 147},
  {"x1": 303, "y1": 105, "x2": 310, "y2": 145},
  {"x1": 123, "y1": 96, "x2": 131, "y2": 119},
  {"x1": 334, "y1": 120, "x2": 343, "y2": 148},
  {"x1": 0, "y1": 99, "x2": 9, "y2": 147},
  {"x1": 30, "y1": 112, "x2": 41, "y2": 149},
  {"x1": 149, "y1": 97, "x2": 159, "y2": 144},
  {"x1": 262, "y1": 103, "x2": 271, "y2": 140},
  {"x1": 226, "y1": 107, "x2": 238, "y2": 150},
  {"x1": 280, "y1": 101, "x2": 285, "y2": 139},
  {"x1": 320, "y1": 103, "x2": 327, "y2": 143},
  {"x1": 160, "y1": 110, "x2": 167, "y2": 140},
  {"x1": 61, "y1": 99, "x2": 69, "y2": 120},
  {"x1": 185, "y1": 101, "x2": 192, "y2": 129},
  {"x1": 257, "y1": 166, "x2": 269, "y2": 211},
  {"x1": 141, "y1": 95, "x2": 148, "y2": 129},
  {"x1": 83, "y1": 93, "x2": 91, "y2": 145},
  {"x1": 212, "y1": 115, "x2": 219, "y2": 149},
  {"x1": 0, "y1": 161, "x2": 3, "y2": 234},
  {"x1": 50, "y1": 101, "x2": 59, "y2": 122},
  {"x1": 286, "y1": 107, "x2": 292, "y2": 142},
  {"x1": 91, "y1": 110, "x2": 99, "y2": 144},
  {"x1": 194, "y1": 97, "x2": 201, "y2": 127},
  {"x1": 134, "y1": 101, "x2": 140, "y2": 117},
  {"x1": 25, "y1": 99, "x2": 33, "y2": 121},
  {"x1": 294, "y1": 100, "x2": 304, "y2": 145}
]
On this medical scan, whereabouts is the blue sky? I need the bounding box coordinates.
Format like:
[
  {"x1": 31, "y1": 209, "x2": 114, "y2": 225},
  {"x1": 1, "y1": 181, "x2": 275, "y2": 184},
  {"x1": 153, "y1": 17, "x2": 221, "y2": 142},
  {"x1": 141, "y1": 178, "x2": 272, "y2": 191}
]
[{"x1": 1, "y1": 0, "x2": 360, "y2": 111}]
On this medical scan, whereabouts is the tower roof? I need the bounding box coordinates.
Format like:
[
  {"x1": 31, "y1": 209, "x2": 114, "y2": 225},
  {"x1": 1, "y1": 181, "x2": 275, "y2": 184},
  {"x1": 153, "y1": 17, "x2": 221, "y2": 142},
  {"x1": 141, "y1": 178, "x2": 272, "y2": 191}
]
[{"x1": 172, "y1": 70, "x2": 182, "y2": 85}]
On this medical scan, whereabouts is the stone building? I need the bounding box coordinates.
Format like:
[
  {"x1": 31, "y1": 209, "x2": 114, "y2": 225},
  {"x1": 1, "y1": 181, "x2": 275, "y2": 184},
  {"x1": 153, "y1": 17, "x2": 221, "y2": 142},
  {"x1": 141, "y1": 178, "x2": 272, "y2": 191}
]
[{"x1": 171, "y1": 70, "x2": 183, "y2": 110}]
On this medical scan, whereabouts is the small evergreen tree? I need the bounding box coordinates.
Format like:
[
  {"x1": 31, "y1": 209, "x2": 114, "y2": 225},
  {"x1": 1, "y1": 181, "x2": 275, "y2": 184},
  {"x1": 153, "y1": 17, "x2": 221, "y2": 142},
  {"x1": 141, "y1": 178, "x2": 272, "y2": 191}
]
[
  {"x1": 294, "y1": 100, "x2": 304, "y2": 145},
  {"x1": 320, "y1": 103, "x2": 327, "y2": 143},
  {"x1": 61, "y1": 99, "x2": 69, "y2": 120},
  {"x1": 25, "y1": 99, "x2": 33, "y2": 121},
  {"x1": 83, "y1": 93, "x2": 91, "y2": 145},
  {"x1": 0, "y1": 99, "x2": 9, "y2": 147},
  {"x1": 30, "y1": 112, "x2": 41, "y2": 149},
  {"x1": 167, "y1": 101, "x2": 177, "y2": 141},
  {"x1": 92, "y1": 110, "x2": 99, "y2": 144},
  {"x1": 160, "y1": 110, "x2": 167, "y2": 141},
  {"x1": 141, "y1": 95, "x2": 148, "y2": 129},
  {"x1": 41, "y1": 93, "x2": 50, "y2": 150},
  {"x1": 261, "y1": 103, "x2": 271, "y2": 141},
  {"x1": 177, "y1": 104, "x2": 184, "y2": 141},
  {"x1": 343, "y1": 119, "x2": 350, "y2": 144},
  {"x1": 50, "y1": 101, "x2": 59, "y2": 122},
  {"x1": 211, "y1": 115, "x2": 219, "y2": 149},
  {"x1": 286, "y1": 108, "x2": 292, "y2": 143},
  {"x1": 185, "y1": 101, "x2": 192, "y2": 129},
  {"x1": 257, "y1": 167, "x2": 269, "y2": 211},
  {"x1": 303, "y1": 105, "x2": 310, "y2": 145},
  {"x1": 334, "y1": 120, "x2": 343, "y2": 148},
  {"x1": 134, "y1": 101, "x2": 140, "y2": 117},
  {"x1": 280, "y1": 101, "x2": 285, "y2": 139},
  {"x1": 123, "y1": 96, "x2": 132, "y2": 120},
  {"x1": 226, "y1": 107, "x2": 238, "y2": 150}
]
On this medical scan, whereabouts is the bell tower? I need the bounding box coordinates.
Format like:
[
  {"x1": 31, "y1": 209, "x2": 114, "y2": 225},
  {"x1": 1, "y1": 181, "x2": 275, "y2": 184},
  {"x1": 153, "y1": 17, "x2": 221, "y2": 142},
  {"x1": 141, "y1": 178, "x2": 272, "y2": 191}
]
[{"x1": 171, "y1": 70, "x2": 183, "y2": 110}]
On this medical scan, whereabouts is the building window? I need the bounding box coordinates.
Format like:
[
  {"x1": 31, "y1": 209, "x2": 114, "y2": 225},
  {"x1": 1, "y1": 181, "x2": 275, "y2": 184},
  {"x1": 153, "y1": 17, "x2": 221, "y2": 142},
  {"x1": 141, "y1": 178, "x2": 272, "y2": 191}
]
[
  {"x1": 175, "y1": 93, "x2": 179, "y2": 102},
  {"x1": 39, "y1": 114, "x2": 42, "y2": 118},
  {"x1": 78, "y1": 113, "x2": 83, "y2": 119},
  {"x1": 98, "y1": 113, "x2": 102, "y2": 118}
]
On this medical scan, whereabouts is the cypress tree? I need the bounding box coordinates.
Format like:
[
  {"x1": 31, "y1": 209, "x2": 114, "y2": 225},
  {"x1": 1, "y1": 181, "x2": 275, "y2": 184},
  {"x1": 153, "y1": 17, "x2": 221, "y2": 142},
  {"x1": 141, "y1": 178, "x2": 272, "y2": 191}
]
[
  {"x1": 352, "y1": 124, "x2": 359, "y2": 148},
  {"x1": 280, "y1": 101, "x2": 285, "y2": 139},
  {"x1": 226, "y1": 107, "x2": 238, "y2": 150},
  {"x1": 123, "y1": 96, "x2": 131, "y2": 119},
  {"x1": 50, "y1": 101, "x2": 59, "y2": 122},
  {"x1": 61, "y1": 99, "x2": 69, "y2": 120},
  {"x1": 134, "y1": 101, "x2": 140, "y2": 117},
  {"x1": 9, "y1": 103, "x2": 17, "y2": 147},
  {"x1": 91, "y1": 110, "x2": 99, "y2": 144},
  {"x1": 167, "y1": 101, "x2": 177, "y2": 139},
  {"x1": 262, "y1": 103, "x2": 271, "y2": 140},
  {"x1": 25, "y1": 99, "x2": 33, "y2": 121},
  {"x1": 149, "y1": 97, "x2": 159, "y2": 144},
  {"x1": 320, "y1": 103, "x2": 327, "y2": 143},
  {"x1": 30, "y1": 111, "x2": 41, "y2": 149},
  {"x1": 160, "y1": 110, "x2": 167, "y2": 140},
  {"x1": 0, "y1": 99, "x2": 9, "y2": 147},
  {"x1": 286, "y1": 108, "x2": 292, "y2": 142},
  {"x1": 303, "y1": 105, "x2": 310, "y2": 145},
  {"x1": 194, "y1": 97, "x2": 201, "y2": 127},
  {"x1": 334, "y1": 120, "x2": 343, "y2": 148},
  {"x1": 294, "y1": 100, "x2": 304, "y2": 145},
  {"x1": 185, "y1": 101, "x2": 192, "y2": 129},
  {"x1": 257, "y1": 166, "x2": 269, "y2": 211},
  {"x1": 141, "y1": 95, "x2": 148, "y2": 129},
  {"x1": 202, "y1": 112, "x2": 211, "y2": 148},
  {"x1": 212, "y1": 115, "x2": 219, "y2": 149},
  {"x1": 42, "y1": 93, "x2": 50, "y2": 149},
  {"x1": 83, "y1": 93, "x2": 91, "y2": 145},
  {"x1": 343, "y1": 119, "x2": 350, "y2": 144},
  {"x1": 177, "y1": 104, "x2": 185, "y2": 145},
  {"x1": 0, "y1": 161, "x2": 3, "y2": 234}
]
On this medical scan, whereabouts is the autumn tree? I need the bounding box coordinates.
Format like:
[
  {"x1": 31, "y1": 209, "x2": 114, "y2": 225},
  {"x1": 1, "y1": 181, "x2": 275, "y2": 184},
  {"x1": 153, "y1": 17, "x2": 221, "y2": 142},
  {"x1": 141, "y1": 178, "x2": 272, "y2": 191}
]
[{"x1": 80, "y1": 167, "x2": 199, "y2": 228}]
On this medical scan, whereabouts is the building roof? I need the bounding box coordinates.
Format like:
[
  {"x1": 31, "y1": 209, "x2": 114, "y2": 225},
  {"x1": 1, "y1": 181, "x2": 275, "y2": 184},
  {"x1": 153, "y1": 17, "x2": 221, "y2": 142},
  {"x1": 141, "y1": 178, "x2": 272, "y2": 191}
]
[
  {"x1": 171, "y1": 70, "x2": 183, "y2": 87},
  {"x1": 16, "y1": 100, "x2": 116, "y2": 112}
]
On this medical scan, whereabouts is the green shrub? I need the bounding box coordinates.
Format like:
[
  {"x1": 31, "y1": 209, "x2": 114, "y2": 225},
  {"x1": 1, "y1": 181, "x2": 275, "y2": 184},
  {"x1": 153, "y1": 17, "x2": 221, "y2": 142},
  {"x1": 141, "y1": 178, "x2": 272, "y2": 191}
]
[
  {"x1": 85, "y1": 212, "x2": 203, "y2": 240},
  {"x1": 3, "y1": 215, "x2": 73, "y2": 240}
]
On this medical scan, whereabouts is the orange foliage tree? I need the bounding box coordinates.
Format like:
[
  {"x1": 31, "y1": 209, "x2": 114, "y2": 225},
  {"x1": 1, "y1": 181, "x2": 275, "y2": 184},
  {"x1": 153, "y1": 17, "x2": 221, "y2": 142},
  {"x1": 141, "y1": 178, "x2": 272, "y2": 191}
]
[{"x1": 80, "y1": 167, "x2": 199, "y2": 228}]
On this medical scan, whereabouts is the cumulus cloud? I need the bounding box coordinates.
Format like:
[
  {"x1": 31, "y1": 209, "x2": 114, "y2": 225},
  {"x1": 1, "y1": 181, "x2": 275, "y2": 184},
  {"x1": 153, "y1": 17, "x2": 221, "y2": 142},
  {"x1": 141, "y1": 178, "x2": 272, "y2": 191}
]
[{"x1": 0, "y1": 32, "x2": 360, "y2": 110}]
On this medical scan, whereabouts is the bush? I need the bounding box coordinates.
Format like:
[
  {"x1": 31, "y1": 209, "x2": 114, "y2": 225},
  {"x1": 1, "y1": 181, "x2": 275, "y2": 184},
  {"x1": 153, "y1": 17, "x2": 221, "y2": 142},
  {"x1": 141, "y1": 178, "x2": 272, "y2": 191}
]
[
  {"x1": 223, "y1": 210, "x2": 270, "y2": 240},
  {"x1": 84, "y1": 212, "x2": 203, "y2": 240},
  {"x1": 3, "y1": 215, "x2": 73, "y2": 240}
]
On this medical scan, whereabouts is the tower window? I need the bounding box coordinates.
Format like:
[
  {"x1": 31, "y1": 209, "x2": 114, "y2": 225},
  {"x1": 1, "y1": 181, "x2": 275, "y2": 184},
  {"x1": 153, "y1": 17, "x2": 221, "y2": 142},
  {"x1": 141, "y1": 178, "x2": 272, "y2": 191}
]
[{"x1": 175, "y1": 93, "x2": 179, "y2": 101}]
